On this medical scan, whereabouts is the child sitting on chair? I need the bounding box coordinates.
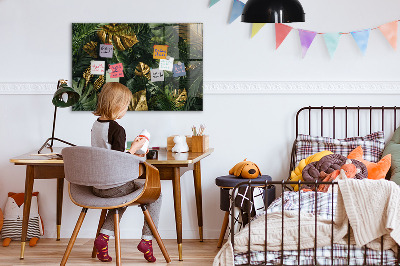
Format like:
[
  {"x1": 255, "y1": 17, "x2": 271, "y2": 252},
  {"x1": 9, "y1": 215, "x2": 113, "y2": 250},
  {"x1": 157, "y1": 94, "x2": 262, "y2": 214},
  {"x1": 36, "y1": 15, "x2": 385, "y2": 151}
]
[{"x1": 91, "y1": 82, "x2": 161, "y2": 263}]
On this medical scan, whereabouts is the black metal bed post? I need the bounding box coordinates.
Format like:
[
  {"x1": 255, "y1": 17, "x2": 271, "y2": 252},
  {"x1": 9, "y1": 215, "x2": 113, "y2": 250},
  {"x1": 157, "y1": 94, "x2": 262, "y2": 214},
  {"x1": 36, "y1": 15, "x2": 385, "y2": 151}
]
[
  {"x1": 298, "y1": 180, "x2": 301, "y2": 266},
  {"x1": 320, "y1": 106, "x2": 324, "y2": 136},
  {"x1": 380, "y1": 236, "x2": 384, "y2": 265},
  {"x1": 264, "y1": 180, "x2": 268, "y2": 266},
  {"x1": 332, "y1": 106, "x2": 336, "y2": 138},
  {"x1": 230, "y1": 185, "x2": 235, "y2": 253},
  {"x1": 314, "y1": 180, "x2": 318, "y2": 266},
  {"x1": 347, "y1": 220, "x2": 350, "y2": 265},
  {"x1": 331, "y1": 182, "x2": 334, "y2": 265},
  {"x1": 397, "y1": 243, "x2": 400, "y2": 266},
  {"x1": 281, "y1": 181, "x2": 285, "y2": 266},
  {"x1": 345, "y1": 106, "x2": 348, "y2": 138}
]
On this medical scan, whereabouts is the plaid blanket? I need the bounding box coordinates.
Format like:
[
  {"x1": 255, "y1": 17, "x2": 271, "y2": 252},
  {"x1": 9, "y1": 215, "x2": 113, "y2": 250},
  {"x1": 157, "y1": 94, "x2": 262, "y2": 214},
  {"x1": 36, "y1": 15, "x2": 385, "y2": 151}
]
[{"x1": 234, "y1": 191, "x2": 397, "y2": 265}]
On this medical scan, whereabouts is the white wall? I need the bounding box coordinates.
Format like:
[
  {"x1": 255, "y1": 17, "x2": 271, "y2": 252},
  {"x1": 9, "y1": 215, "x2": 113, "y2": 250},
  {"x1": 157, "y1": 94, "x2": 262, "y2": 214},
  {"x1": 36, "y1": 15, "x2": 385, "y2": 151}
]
[{"x1": 1, "y1": 0, "x2": 400, "y2": 239}]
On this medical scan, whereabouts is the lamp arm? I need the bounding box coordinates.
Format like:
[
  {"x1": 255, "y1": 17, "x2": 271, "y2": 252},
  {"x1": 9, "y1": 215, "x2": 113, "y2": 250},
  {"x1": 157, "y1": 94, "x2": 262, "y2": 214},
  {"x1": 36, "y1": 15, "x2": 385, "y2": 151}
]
[{"x1": 50, "y1": 105, "x2": 57, "y2": 148}]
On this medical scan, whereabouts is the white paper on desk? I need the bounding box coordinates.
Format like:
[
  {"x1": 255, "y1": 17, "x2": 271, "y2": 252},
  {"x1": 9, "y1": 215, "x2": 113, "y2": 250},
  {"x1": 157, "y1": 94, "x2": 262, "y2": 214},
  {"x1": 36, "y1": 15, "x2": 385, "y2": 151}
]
[{"x1": 159, "y1": 57, "x2": 174, "y2": 71}]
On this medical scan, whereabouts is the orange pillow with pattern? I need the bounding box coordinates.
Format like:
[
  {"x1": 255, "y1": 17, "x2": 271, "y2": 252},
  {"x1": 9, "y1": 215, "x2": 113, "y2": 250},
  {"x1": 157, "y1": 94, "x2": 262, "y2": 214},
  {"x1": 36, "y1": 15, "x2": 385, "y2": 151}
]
[{"x1": 347, "y1": 146, "x2": 391, "y2": 180}]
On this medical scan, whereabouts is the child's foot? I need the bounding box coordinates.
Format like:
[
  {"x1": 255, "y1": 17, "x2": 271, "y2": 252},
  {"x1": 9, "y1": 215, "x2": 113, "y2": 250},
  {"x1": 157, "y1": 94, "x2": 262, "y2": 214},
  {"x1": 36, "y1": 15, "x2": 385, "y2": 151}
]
[
  {"x1": 137, "y1": 239, "x2": 156, "y2": 262},
  {"x1": 94, "y1": 233, "x2": 112, "y2": 262}
]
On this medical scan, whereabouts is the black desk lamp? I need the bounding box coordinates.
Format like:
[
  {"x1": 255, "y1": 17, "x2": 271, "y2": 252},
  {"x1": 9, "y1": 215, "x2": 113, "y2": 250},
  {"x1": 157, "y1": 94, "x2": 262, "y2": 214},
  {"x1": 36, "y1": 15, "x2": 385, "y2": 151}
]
[
  {"x1": 38, "y1": 79, "x2": 80, "y2": 154},
  {"x1": 241, "y1": 0, "x2": 305, "y2": 23}
]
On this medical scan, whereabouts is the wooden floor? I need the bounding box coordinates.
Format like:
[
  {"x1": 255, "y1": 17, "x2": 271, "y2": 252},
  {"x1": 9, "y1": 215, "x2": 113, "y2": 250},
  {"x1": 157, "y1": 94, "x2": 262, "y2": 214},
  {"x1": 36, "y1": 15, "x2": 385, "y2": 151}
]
[{"x1": 0, "y1": 239, "x2": 221, "y2": 265}]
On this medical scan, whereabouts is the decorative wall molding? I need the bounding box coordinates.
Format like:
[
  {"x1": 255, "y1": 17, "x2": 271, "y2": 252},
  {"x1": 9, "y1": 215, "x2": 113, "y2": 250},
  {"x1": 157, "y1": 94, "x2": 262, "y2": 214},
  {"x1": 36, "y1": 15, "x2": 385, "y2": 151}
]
[
  {"x1": 204, "y1": 81, "x2": 400, "y2": 94},
  {"x1": 1, "y1": 81, "x2": 400, "y2": 95},
  {"x1": 0, "y1": 83, "x2": 55, "y2": 94}
]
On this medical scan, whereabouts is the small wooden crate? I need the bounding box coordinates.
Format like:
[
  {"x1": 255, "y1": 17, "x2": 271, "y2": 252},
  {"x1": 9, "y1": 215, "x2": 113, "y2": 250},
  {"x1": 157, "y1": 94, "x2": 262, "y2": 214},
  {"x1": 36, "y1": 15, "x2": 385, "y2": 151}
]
[
  {"x1": 191, "y1": 135, "x2": 209, "y2": 153},
  {"x1": 167, "y1": 135, "x2": 192, "y2": 151}
]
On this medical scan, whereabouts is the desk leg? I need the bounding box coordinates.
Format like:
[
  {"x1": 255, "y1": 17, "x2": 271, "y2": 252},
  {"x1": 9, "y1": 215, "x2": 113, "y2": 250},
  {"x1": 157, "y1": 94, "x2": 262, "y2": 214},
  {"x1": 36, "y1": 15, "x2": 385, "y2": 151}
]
[
  {"x1": 20, "y1": 165, "x2": 35, "y2": 259},
  {"x1": 56, "y1": 178, "x2": 64, "y2": 241},
  {"x1": 193, "y1": 161, "x2": 203, "y2": 242},
  {"x1": 172, "y1": 167, "x2": 183, "y2": 261}
]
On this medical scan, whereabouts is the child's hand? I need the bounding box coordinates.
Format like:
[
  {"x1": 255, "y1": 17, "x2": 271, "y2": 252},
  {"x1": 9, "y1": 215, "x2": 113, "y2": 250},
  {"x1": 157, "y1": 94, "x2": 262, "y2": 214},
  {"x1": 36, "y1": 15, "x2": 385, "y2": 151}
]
[{"x1": 128, "y1": 137, "x2": 147, "y2": 155}]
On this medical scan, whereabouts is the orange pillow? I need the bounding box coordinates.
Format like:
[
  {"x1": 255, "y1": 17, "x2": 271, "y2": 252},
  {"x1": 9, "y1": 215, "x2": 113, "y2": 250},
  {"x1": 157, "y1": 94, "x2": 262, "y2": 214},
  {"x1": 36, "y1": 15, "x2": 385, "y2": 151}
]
[{"x1": 347, "y1": 146, "x2": 391, "y2": 180}]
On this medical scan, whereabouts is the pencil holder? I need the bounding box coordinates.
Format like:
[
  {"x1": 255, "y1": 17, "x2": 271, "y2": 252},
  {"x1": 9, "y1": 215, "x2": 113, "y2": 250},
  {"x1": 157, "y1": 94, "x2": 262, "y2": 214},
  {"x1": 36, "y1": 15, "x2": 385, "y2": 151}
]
[{"x1": 191, "y1": 135, "x2": 209, "y2": 153}]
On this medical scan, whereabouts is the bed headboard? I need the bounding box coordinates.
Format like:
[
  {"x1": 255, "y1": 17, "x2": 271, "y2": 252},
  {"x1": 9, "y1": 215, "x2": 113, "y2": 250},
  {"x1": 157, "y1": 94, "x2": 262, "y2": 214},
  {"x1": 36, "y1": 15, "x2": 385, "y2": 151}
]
[{"x1": 290, "y1": 106, "x2": 400, "y2": 179}]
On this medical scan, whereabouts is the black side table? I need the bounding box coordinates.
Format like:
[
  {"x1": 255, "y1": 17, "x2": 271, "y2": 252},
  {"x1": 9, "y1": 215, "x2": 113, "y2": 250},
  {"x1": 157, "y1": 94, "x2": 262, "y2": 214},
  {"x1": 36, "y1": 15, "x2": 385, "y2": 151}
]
[{"x1": 215, "y1": 175, "x2": 275, "y2": 248}]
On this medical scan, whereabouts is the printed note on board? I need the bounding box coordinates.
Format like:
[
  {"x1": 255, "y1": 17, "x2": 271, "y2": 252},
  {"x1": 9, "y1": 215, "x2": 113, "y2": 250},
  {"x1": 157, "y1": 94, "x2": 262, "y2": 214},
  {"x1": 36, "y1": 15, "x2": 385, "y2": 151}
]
[
  {"x1": 153, "y1": 45, "x2": 168, "y2": 59},
  {"x1": 173, "y1": 63, "x2": 186, "y2": 77},
  {"x1": 109, "y1": 63, "x2": 124, "y2": 78},
  {"x1": 106, "y1": 71, "x2": 119, "y2": 82},
  {"x1": 91, "y1": 61, "x2": 105, "y2": 75},
  {"x1": 159, "y1": 57, "x2": 174, "y2": 71},
  {"x1": 150, "y1": 69, "x2": 165, "y2": 82},
  {"x1": 100, "y1": 44, "x2": 113, "y2": 58}
]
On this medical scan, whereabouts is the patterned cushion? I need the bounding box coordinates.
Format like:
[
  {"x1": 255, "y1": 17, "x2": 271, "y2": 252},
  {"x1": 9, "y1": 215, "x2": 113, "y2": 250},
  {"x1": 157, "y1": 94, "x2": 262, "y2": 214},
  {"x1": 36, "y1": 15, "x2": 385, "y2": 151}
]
[{"x1": 295, "y1": 131, "x2": 385, "y2": 166}]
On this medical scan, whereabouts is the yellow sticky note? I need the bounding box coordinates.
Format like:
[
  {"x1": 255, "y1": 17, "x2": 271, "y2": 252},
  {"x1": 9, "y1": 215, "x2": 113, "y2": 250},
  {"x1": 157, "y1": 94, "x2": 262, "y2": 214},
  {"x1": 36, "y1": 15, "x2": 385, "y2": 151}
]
[{"x1": 153, "y1": 45, "x2": 168, "y2": 59}]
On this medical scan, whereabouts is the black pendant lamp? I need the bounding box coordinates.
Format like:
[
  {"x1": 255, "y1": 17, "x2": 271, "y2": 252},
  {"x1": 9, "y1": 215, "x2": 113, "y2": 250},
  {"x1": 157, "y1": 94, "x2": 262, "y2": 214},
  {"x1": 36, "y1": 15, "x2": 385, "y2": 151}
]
[{"x1": 242, "y1": 0, "x2": 305, "y2": 23}]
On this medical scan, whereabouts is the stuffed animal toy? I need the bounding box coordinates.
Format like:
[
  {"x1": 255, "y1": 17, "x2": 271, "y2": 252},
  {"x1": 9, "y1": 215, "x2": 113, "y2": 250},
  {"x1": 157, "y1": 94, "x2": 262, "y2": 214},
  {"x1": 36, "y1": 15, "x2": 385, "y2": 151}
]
[
  {"x1": 229, "y1": 159, "x2": 261, "y2": 179},
  {"x1": 1, "y1": 192, "x2": 44, "y2": 247},
  {"x1": 172, "y1": 135, "x2": 189, "y2": 153},
  {"x1": 348, "y1": 146, "x2": 391, "y2": 180}
]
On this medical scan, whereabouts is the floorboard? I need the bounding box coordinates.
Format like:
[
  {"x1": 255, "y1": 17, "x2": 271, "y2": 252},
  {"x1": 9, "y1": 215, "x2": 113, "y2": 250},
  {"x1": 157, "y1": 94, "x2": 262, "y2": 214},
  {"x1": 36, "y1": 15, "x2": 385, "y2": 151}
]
[{"x1": 0, "y1": 239, "x2": 222, "y2": 265}]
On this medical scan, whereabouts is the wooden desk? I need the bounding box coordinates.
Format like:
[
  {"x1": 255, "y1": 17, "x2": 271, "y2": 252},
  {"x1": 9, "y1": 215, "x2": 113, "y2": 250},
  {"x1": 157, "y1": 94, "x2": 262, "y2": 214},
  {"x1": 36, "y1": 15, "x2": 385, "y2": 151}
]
[{"x1": 10, "y1": 147, "x2": 213, "y2": 261}]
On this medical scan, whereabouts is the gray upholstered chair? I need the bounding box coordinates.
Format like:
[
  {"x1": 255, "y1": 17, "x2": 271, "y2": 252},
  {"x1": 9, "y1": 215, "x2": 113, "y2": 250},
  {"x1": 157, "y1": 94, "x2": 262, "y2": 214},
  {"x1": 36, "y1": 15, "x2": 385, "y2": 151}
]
[{"x1": 60, "y1": 146, "x2": 171, "y2": 265}]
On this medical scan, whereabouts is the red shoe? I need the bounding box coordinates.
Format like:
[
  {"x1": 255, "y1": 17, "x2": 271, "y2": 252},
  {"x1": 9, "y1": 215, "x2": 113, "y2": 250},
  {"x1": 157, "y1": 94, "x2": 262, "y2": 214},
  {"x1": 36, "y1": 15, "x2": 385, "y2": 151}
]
[
  {"x1": 137, "y1": 239, "x2": 156, "y2": 262},
  {"x1": 94, "y1": 233, "x2": 112, "y2": 262}
]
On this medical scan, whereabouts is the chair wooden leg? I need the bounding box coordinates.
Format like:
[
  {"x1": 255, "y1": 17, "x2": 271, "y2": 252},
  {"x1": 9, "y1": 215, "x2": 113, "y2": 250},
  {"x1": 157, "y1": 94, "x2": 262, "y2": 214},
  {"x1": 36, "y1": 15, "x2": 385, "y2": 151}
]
[
  {"x1": 91, "y1": 209, "x2": 108, "y2": 258},
  {"x1": 141, "y1": 205, "x2": 171, "y2": 263},
  {"x1": 60, "y1": 208, "x2": 88, "y2": 266},
  {"x1": 217, "y1": 211, "x2": 230, "y2": 248},
  {"x1": 114, "y1": 210, "x2": 121, "y2": 266}
]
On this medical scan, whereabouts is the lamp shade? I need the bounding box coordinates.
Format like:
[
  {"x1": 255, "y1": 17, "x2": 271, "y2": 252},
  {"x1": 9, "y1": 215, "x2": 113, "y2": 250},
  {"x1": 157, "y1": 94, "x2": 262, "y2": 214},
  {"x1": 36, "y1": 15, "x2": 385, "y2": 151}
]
[
  {"x1": 241, "y1": 0, "x2": 305, "y2": 23},
  {"x1": 52, "y1": 84, "x2": 80, "y2": 108}
]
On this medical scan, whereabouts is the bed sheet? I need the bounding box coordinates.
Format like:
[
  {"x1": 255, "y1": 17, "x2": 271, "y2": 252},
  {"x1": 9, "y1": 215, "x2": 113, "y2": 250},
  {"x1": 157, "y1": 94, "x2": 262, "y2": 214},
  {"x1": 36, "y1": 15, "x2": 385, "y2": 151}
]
[{"x1": 234, "y1": 191, "x2": 397, "y2": 265}]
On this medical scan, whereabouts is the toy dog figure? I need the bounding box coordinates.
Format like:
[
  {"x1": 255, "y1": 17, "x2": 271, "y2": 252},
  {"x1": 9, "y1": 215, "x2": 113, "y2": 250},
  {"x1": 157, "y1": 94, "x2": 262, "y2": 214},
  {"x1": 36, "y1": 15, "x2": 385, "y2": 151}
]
[{"x1": 229, "y1": 159, "x2": 261, "y2": 179}]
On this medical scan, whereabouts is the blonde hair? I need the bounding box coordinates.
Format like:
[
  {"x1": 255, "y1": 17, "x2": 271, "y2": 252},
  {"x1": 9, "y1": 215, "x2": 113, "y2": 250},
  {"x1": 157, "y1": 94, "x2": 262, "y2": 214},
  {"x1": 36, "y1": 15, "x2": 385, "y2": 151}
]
[{"x1": 93, "y1": 82, "x2": 132, "y2": 120}]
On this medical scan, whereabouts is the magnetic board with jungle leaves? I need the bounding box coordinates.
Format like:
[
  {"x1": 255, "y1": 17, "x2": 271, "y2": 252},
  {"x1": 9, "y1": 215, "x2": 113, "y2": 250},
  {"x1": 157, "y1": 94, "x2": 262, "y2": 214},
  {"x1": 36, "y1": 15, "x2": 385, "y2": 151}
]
[{"x1": 72, "y1": 23, "x2": 203, "y2": 111}]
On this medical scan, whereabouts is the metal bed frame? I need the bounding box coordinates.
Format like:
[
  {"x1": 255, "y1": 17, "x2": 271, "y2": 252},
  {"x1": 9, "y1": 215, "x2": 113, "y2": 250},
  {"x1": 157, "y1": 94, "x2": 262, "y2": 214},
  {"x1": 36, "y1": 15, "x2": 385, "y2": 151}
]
[{"x1": 230, "y1": 106, "x2": 400, "y2": 266}]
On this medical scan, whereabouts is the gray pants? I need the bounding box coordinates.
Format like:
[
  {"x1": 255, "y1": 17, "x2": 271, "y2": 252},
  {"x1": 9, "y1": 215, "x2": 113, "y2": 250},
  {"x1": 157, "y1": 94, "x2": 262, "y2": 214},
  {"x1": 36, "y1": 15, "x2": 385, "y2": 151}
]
[{"x1": 92, "y1": 180, "x2": 162, "y2": 240}]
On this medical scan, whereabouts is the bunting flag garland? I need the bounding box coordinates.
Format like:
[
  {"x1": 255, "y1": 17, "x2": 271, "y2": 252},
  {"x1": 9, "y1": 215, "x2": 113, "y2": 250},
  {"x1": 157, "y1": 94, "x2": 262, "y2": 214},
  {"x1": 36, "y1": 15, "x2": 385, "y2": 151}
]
[
  {"x1": 251, "y1": 23, "x2": 266, "y2": 38},
  {"x1": 323, "y1": 33, "x2": 341, "y2": 58},
  {"x1": 208, "y1": 4, "x2": 400, "y2": 57},
  {"x1": 298, "y1": 30, "x2": 317, "y2": 58},
  {"x1": 275, "y1": 23, "x2": 293, "y2": 49},
  {"x1": 209, "y1": 0, "x2": 220, "y2": 7},
  {"x1": 229, "y1": 0, "x2": 245, "y2": 24},
  {"x1": 351, "y1": 29, "x2": 370, "y2": 55},
  {"x1": 378, "y1": 21, "x2": 398, "y2": 50}
]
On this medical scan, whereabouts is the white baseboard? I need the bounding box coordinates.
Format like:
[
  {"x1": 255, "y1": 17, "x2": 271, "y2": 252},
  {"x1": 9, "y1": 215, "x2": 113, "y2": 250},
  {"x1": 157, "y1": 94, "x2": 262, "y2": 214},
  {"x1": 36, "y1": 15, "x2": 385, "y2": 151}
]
[{"x1": 1, "y1": 81, "x2": 400, "y2": 94}]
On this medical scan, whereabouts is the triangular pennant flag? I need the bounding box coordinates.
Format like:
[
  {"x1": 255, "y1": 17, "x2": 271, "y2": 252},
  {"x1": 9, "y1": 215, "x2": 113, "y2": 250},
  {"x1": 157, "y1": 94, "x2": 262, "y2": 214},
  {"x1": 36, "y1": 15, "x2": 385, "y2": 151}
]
[
  {"x1": 351, "y1": 29, "x2": 370, "y2": 55},
  {"x1": 209, "y1": 0, "x2": 220, "y2": 7},
  {"x1": 229, "y1": 0, "x2": 245, "y2": 24},
  {"x1": 275, "y1": 23, "x2": 293, "y2": 49},
  {"x1": 378, "y1": 21, "x2": 397, "y2": 50},
  {"x1": 251, "y1": 23, "x2": 266, "y2": 38},
  {"x1": 323, "y1": 33, "x2": 341, "y2": 58},
  {"x1": 298, "y1": 29, "x2": 317, "y2": 58}
]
